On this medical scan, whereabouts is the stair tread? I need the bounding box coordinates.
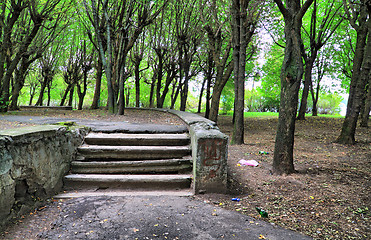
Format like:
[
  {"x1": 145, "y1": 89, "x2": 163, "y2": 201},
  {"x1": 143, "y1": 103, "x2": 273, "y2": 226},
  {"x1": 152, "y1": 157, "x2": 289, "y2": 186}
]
[
  {"x1": 84, "y1": 133, "x2": 190, "y2": 146},
  {"x1": 85, "y1": 133, "x2": 190, "y2": 139},
  {"x1": 78, "y1": 145, "x2": 190, "y2": 150}
]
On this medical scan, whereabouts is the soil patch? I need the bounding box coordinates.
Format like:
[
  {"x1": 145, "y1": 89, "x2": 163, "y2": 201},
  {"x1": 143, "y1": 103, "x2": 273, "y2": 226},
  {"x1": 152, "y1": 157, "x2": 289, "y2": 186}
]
[
  {"x1": 195, "y1": 115, "x2": 370, "y2": 240},
  {"x1": 0, "y1": 108, "x2": 184, "y2": 130}
]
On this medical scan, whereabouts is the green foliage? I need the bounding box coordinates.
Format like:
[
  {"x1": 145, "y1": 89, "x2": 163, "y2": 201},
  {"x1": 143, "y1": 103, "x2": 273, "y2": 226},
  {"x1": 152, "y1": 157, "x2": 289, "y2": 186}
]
[
  {"x1": 220, "y1": 80, "x2": 234, "y2": 115},
  {"x1": 312, "y1": 91, "x2": 343, "y2": 115},
  {"x1": 258, "y1": 44, "x2": 283, "y2": 111},
  {"x1": 0, "y1": 97, "x2": 9, "y2": 111}
]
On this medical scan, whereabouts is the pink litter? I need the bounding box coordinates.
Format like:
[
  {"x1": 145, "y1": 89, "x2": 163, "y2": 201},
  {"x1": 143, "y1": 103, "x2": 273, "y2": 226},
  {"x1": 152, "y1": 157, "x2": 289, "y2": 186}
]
[{"x1": 238, "y1": 159, "x2": 259, "y2": 167}]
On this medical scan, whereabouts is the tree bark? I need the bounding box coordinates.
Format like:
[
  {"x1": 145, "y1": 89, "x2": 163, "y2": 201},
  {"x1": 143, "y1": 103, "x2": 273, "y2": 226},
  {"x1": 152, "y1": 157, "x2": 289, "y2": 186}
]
[
  {"x1": 297, "y1": 58, "x2": 315, "y2": 120},
  {"x1": 209, "y1": 64, "x2": 233, "y2": 122},
  {"x1": 68, "y1": 86, "x2": 74, "y2": 107},
  {"x1": 197, "y1": 78, "x2": 207, "y2": 113},
  {"x1": 60, "y1": 85, "x2": 72, "y2": 106},
  {"x1": 272, "y1": 0, "x2": 314, "y2": 175},
  {"x1": 360, "y1": 75, "x2": 371, "y2": 127},
  {"x1": 336, "y1": 4, "x2": 369, "y2": 144},
  {"x1": 204, "y1": 67, "x2": 212, "y2": 119},
  {"x1": 134, "y1": 55, "x2": 143, "y2": 108},
  {"x1": 10, "y1": 55, "x2": 37, "y2": 110},
  {"x1": 155, "y1": 48, "x2": 165, "y2": 108},
  {"x1": 91, "y1": 57, "x2": 103, "y2": 109},
  {"x1": 231, "y1": 0, "x2": 257, "y2": 145}
]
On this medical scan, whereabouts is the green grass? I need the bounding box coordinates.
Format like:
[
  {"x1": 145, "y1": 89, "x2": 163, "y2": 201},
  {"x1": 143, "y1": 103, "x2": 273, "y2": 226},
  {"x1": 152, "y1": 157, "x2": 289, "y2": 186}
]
[
  {"x1": 220, "y1": 111, "x2": 344, "y2": 119},
  {"x1": 244, "y1": 112, "x2": 279, "y2": 118},
  {"x1": 316, "y1": 114, "x2": 344, "y2": 118}
]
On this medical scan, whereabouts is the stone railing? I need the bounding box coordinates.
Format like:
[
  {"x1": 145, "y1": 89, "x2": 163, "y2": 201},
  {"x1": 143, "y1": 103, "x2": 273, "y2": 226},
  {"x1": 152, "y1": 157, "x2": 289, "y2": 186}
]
[
  {"x1": 0, "y1": 125, "x2": 86, "y2": 231},
  {"x1": 163, "y1": 110, "x2": 229, "y2": 194}
]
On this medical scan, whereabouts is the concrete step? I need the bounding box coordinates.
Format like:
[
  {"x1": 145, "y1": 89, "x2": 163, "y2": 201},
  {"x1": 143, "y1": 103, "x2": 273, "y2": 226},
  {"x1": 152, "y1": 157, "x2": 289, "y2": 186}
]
[
  {"x1": 54, "y1": 190, "x2": 193, "y2": 198},
  {"x1": 78, "y1": 145, "x2": 191, "y2": 160},
  {"x1": 64, "y1": 174, "x2": 192, "y2": 190},
  {"x1": 71, "y1": 158, "x2": 192, "y2": 174},
  {"x1": 90, "y1": 123, "x2": 188, "y2": 134},
  {"x1": 84, "y1": 133, "x2": 190, "y2": 146}
]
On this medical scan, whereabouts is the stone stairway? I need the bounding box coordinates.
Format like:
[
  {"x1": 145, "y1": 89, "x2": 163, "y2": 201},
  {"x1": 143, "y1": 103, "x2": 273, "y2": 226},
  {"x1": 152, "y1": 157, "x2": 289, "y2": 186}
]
[{"x1": 58, "y1": 127, "x2": 193, "y2": 197}]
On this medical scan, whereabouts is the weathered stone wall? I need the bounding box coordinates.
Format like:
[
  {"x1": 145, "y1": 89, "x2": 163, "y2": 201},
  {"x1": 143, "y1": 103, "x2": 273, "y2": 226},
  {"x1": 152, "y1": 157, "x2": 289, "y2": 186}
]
[
  {"x1": 166, "y1": 110, "x2": 229, "y2": 194},
  {"x1": 0, "y1": 125, "x2": 86, "y2": 230}
]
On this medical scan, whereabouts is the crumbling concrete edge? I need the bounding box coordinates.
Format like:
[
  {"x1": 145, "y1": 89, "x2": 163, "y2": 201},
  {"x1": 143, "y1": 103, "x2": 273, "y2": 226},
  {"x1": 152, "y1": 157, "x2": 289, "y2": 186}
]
[{"x1": 0, "y1": 125, "x2": 88, "y2": 232}]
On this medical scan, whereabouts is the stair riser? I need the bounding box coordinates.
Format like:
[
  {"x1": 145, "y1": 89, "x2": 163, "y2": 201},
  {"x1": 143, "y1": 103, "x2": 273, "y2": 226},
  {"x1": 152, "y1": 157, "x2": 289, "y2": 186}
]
[
  {"x1": 64, "y1": 180, "x2": 191, "y2": 191},
  {"x1": 71, "y1": 159, "x2": 192, "y2": 166},
  {"x1": 71, "y1": 165, "x2": 192, "y2": 174},
  {"x1": 78, "y1": 150, "x2": 191, "y2": 160}
]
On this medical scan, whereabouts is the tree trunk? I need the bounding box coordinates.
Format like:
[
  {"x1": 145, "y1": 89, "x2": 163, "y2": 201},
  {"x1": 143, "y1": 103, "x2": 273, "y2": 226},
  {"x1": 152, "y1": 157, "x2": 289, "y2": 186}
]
[
  {"x1": 158, "y1": 63, "x2": 177, "y2": 109},
  {"x1": 149, "y1": 71, "x2": 156, "y2": 108},
  {"x1": 272, "y1": 0, "x2": 313, "y2": 175},
  {"x1": 336, "y1": 7, "x2": 369, "y2": 144},
  {"x1": 35, "y1": 78, "x2": 49, "y2": 106},
  {"x1": 68, "y1": 85, "x2": 74, "y2": 107},
  {"x1": 310, "y1": 71, "x2": 321, "y2": 116},
  {"x1": 297, "y1": 58, "x2": 315, "y2": 120},
  {"x1": 0, "y1": 13, "x2": 43, "y2": 112},
  {"x1": 209, "y1": 64, "x2": 233, "y2": 122},
  {"x1": 91, "y1": 57, "x2": 102, "y2": 109},
  {"x1": 156, "y1": 50, "x2": 165, "y2": 108},
  {"x1": 360, "y1": 75, "x2": 371, "y2": 127},
  {"x1": 60, "y1": 85, "x2": 72, "y2": 106},
  {"x1": 9, "y1": 58, "x2": 29, "y2": 110},
  {"x1": 134, "y1": 56, "x2": 142, "y2": 108},
  {"x1": 171, "y1": 79, "x2": 182, "y2": 109},
  {"x1": 231, "y1": 0, "x2": 249, "y2": 145},
  {"x1": 197, "y1": 78, "x2": 207, "y2": 113},
  {"x1": 204, "y1": 51, "x2": 214, "y2": 119},
  {"x1": 47, "y1": 83, "x2": 51, "y2": 106},
  {"x1": 205, "y1": 74, "x2": 212, "y2": 119},
  {"x1": 180, "y1": 72, "x2": 190, "y2": 111},
  {"x1": 126, "y1": 87, "x2": 130, "y2": 107}
]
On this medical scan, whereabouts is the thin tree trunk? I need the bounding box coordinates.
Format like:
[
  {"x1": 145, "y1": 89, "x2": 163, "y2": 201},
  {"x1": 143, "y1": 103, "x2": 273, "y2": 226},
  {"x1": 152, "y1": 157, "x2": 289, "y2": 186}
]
[
  {"x1": 311, "y1": 79, "x2": 321, "y2": 116},
  {"x1": 60, "y1": 85, "x2": 72, "y2": 106},
  {"x1": 134, "y1": 56, "x2": 142, "y2": 108},
  {"x1": 68, "y1": 85, "x2": 74, "y2": 107},
  {"x1": 209, "y1": 64, "x2": 233, "y2": 122},
  {"x1": 149, "y1": 71, "x2": 156, "y2": 108},
  {"x1": 47, "y1": 83, "x2": 51, "y2": 106},
  {"x1": 360, "y1": 75, "x2": 371, "y2": 127},
  {"x1": 298, "y1": 58, "x2": 315, "y2": 120},
  {"x1": 156, "y1": 50, "x2": 165, "y2": 108},
  {"x1": 197, "y1": 78, "x2": 207, "y2": 113},
  {"x1": 91, "y1": 57, "x2": 102, "y2": 109},
  {"x1": 35, "y1": 79, "x2": 49, "y2": 106},
  {"x1": 205, "y1": 73, "x2": 211, "y2": 119}
]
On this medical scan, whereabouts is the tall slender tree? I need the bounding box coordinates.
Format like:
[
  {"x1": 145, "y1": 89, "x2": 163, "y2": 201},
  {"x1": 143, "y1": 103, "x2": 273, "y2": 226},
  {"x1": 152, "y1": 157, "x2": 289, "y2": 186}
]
[
  {"x1": 297, "y1": 0, "x2": 343, "y2": 120},
  {"x1": 272, "y1": 0, "x2": 314, "y2": 174},
  {"x1": 336, "y1": 0, "x2": 370, "y2": 144},
  {"x1": 231, "y1": 0, "x2": 262, "y2": 144}
]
